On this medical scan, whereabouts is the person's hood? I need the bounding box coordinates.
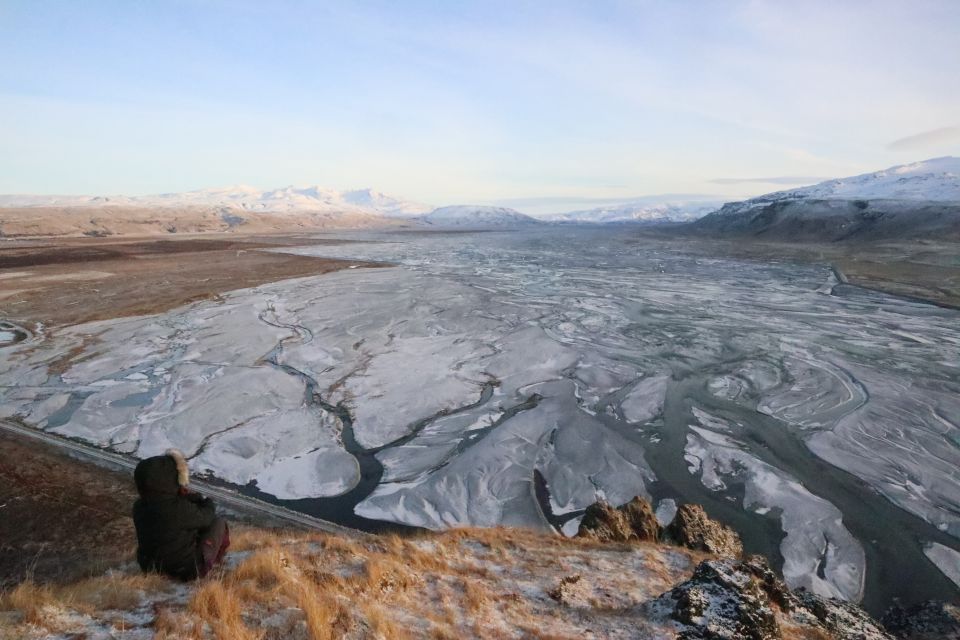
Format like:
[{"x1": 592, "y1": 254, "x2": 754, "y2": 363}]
[{"x1": 134, "y1": 449, "x2": 190, "y2": 498}]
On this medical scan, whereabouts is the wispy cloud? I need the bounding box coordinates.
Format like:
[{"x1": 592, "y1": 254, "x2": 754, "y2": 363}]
[
  {"x1": 887, "y1": 126, "x2": 960, "y2": 151},
  {"x1": 709, "y1": 176, "x2": 827, "y2": 186}
]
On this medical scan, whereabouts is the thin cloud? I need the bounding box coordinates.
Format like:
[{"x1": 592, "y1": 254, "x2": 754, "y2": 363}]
[
  {"x1": 709, "y1": 176, "x2": 827, "y2": 186},
  {"x1": 887, "y1": 126, "x2": 960, "y2": 151}
]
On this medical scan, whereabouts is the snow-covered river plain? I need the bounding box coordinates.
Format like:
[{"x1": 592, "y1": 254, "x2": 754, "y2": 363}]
[{"x1": 2, "y1": 228, "x2": 959, "y2": 612}]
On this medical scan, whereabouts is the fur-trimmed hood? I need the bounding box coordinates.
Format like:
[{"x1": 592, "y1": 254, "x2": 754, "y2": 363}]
[
  {"x1": 165, "y1": 448, "x2": 190, "y2": 488},
  {"x1": 134, "y1": 449, "x2": 189, "y2": 498}
]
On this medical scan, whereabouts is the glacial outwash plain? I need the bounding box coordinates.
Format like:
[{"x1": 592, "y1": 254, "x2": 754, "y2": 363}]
[
  {"x1": 2, "y1": 159, "x2": 960, "y2": 638},
  {"x1": 1, "y1": 230, "x2": 959, "y2": 610}
]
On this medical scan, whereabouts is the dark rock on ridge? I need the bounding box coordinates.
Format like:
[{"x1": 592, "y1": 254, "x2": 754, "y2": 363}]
[
  {"x1": 663, "y1": 557, "x2": 782, "y2": 640},
  {"x1": 882, "y1": 600, "x2": 960, "y2": 639},
  {"x1": 655, "y1": 556, "x2": 894, "y2": 640},
  {"x1": 792, "y1": 589, "x2": 893, "y2": 640},
  {"x1": 622, "y1": 496, "x2": 662, "y2": 541},
  {"x1": 667, "y1": 504, "x2": 744, "y2": 557},
  {"x1": 577, "y1": 497, "x2": 660, "y2": 543},
  {"x1": 578, "y1": 498, "x2": 743, "y2": 558}
]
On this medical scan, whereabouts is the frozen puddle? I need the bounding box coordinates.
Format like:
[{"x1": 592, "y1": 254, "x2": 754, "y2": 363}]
[{"x1": 1, "y1": 228, "x2": 959, "y2": 611}]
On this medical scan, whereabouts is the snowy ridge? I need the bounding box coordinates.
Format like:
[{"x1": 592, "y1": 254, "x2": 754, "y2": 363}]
[
  {"x1": 0, "y1": 185, "x2": 432, "y2": 217},
  {"x1": 691, "y1": 157, "x2": 960, "y2": 240},
  {"x1": 734, "y1": 156, "x2": 960, "y2": 206},
  {"x1": 544, "y1": 200, "x2": 722, "y2": 223},
  {"x1": 418, "y1": 205, "x2": 543, "y2": 229}
]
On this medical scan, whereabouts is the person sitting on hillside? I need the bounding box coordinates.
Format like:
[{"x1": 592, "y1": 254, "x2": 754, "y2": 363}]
[{"x1": 133, "y1": 449, "x2": 230, "y2": 580}]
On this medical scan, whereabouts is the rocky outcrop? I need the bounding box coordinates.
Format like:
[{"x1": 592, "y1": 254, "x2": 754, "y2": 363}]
[
  {"x1": 667, "y1": 504, "x2": 743, "y2": 557},
  {"x1": 577, "y1": 498, "x2": 743, "y2": 558},
  {"x1": 577, "y1": 501, "x2": 636, "y2": 542},
  {"x1": 660, "y1": 557, "x2": 782, "y2": 640},
  {"x1": 792, "y1": 590, "x2": 893, "y2": 640},
  {"x1": 577, "y1": 498, "x2": 660, "y2": 543},
  {"x1": 567, "y1": 496, "x2": 955, "y2": 639},
  {"x1": 622, "y1": 496, "x2": 661, "y2": 541},
  {"x1": 654, "y1": 556, "x2": 893, "y2": 640},
  {"x1": 882, "y1": 600, "x2": 960, "y2": 639},
  {"x1": 655, "y1": 557, "x2": 789, "y2": 640},
  {"x1": 547, "y1": 574, "x2": 584, "y2": 605}
]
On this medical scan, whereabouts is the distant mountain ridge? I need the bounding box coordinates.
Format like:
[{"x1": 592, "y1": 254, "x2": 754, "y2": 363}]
[
  {"x1": 4, "y1": 158, "x2": 958, "y2": 238},
  {"x1": 745, "y1": 156, "x2": 960, "y2": 202},
  {"x1": 543, "y1": 200, "x2": 722, "y2": 224},
  {"x1": 690, "y1": 157, "x2": 960, "y2": 242},
  {"x1": 0, "y1": 185, "x2": 432, "y2": 218},
  {"x1": 419, "y1": 205, "x2": 543, "y2": 229}
]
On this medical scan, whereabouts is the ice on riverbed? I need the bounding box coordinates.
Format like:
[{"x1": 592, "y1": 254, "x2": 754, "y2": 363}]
[
  {"x1": 192, "y1": 408, "x2": 359, "y2": 499},
  {"x1": 620, "y1": 374, "x2": 669, "y2": 423},
  {"x1": 134, "y1": 364, "x2": 311, "y2": 457},
  {"x1": 50, "y1": 380, "x2": 151, "y2": 451},
  {"x1": 685, "y1": 409, "x2": 865, "y2": 601},
  {"x1": 805, "y1": 365, "x2": 960, "y2": 537},
  {"x1": 340, "y1": 334, "x2": 492, "y2": 449},
  {"x1": 355, "y1": 400, "x2": 559, "y2": 529},
  {"x1": 535, "y1": 380, "x2": 654, "y2": 515},
  {"x1": 756, "y1": 353, "x2": 865, "y2": 430},
  {"x1": 924, "y1": 543, "x2": 960, "y2": 589},
  {"x1": 2, "y1": 228, "x2": 959, "y2": 606},
  {"x1": 356, "y1": 376, "x2": 654, "y2": 528},
  {"x1": 374, "y1": 407, "x2": 504, "y2": 483},
  {"x1": 655, "y1": 499, "x2": 678, "y2": 526}
]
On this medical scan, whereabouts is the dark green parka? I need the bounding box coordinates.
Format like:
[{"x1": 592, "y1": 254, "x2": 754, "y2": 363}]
[{"x1": 133, "y1": 454, "x2": 214, "y2": 580}]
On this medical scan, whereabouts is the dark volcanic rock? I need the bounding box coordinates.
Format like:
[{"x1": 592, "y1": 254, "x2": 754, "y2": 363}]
[
  {"x1": 741, "y1": 555, "x2": 794, "y2": 612},
  {"x1": 577, "y1": 497, "x2": 661, "y2": 543},
  {"x1": 656, "y1": 556, "x2": 892, "y2": 640},
  {"x1": 668, "y1": 504, "x2": 743, "y2": 557},
  {"x1": 882, "y1": 600, "x2": 960, "y2": 639},
  {"x1": 793, "y1": 590, "x2": 893, "y2": 640},
  {"x1": 658, "y1": 557, "x2": 782, "y2": 640}
]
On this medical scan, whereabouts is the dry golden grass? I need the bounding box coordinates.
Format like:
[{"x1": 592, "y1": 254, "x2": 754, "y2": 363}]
[
  {"x1": 153, "y1": 606, "x2": 199, "y2": 640},
  {"x1": 293, "y1": 582, "x2": 344, "y2": 640},
  {"x1": 781, "y1": 620, "x2": 835, "y2": 640},
  {"x1": 462, "y1": 578, "x2": 491, "y2": 615},
  {"x1": 0, "y1": 522, "x2": 830, "y2": 639},
  {"x1": 191, "y1": 580, "x2": 261, "y2": 640},
  {"x1": 1, "y1": 582, "x2": 54, "y2": 626},
  {"x1": 60, "y1": 572, "x2": 169, "y2": 612}
]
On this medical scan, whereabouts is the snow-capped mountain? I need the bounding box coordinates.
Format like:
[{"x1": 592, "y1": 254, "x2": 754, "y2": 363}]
[
  {"x1": 691, "y1": 157, "x2": 960, "y2": 241},
  {"x1": 418, "y1": 205, "x2": 543, "y2": 229},
  {"x1": 0, "y1": 186, "x2": 431, "y2": 217},
  {"x1": 742, "y1": 156, "x2": 960, "y2": 203},
  {"x1": 545, "y1": 200, "x2": 722, "y2": 224},
  {"x1": 338, "y1": 188, "x2": 432, "y2": 217}
]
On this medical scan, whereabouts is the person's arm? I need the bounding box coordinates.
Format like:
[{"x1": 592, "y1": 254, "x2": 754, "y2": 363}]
[{"x1": 176, "y1": 493, "x2": 216, "y2": 531}]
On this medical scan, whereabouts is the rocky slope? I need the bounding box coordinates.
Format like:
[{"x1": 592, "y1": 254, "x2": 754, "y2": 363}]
[
  {"x1": 689, "y1": 157, "x2": 960, "y2": 242},
  {"x1": 1, "y1": 455, "x2": 955, "y2": 640}
]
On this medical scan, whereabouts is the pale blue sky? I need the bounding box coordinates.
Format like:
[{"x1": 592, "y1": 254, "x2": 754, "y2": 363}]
[{"x1": 1, "y1": 1, "x2": 958, "y2": 209}]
